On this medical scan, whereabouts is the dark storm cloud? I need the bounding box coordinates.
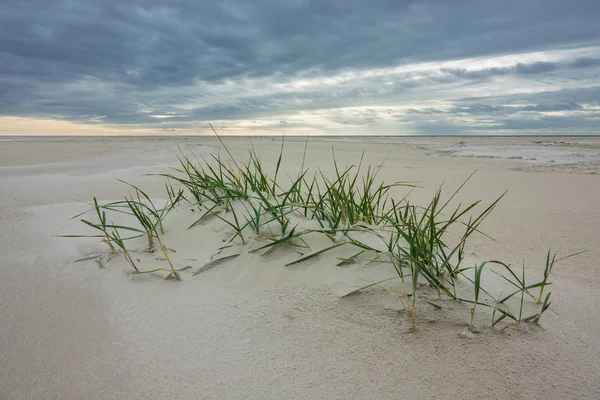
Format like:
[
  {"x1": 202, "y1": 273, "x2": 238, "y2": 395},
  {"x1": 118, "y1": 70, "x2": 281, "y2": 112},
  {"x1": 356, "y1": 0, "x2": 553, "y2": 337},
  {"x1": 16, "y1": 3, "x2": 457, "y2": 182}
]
[
  {"x1": 409, "y1": 102, "x2": 584, "y2": 116},
  {"x1": 1, "y1": 0, "x2": 600, "y2": 134},
  {"x1": 401, "y1": 93, "x2": 600, "y2": 135},
  {"x1": 441, "y1": 57, "x2": 600, "y2": 81}
]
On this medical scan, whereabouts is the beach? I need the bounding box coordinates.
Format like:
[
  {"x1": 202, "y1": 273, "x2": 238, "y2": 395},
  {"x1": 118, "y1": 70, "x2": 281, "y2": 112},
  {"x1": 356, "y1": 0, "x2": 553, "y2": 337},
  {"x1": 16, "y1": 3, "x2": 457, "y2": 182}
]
[{"x1": 1, "y1": 135, "x2": 599, "y2": 399}]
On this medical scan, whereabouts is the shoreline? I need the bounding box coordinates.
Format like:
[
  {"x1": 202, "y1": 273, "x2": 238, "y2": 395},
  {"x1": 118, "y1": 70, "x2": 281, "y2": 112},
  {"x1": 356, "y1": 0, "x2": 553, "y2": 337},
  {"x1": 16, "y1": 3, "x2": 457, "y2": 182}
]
[{"x1": 2, "y1": 133, "x2": 600, "y2": 141}]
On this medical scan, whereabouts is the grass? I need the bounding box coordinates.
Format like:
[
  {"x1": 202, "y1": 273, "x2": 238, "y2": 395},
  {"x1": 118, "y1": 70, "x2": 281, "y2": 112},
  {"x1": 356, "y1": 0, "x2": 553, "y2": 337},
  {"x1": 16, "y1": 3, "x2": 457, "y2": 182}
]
[
  {"x1": 63, "y1": 131, "x2": 582, "y2": 331},
  {"x1": 62, "y1": 183, "x2": 183, "y2": 279}
]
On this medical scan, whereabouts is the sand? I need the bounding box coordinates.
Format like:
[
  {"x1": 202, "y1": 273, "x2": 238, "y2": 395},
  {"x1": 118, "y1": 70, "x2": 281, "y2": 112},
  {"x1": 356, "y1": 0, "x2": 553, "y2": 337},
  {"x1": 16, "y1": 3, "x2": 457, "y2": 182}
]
[{"x1": 1, "y1": 135, "x2": 599, "y2": 399}]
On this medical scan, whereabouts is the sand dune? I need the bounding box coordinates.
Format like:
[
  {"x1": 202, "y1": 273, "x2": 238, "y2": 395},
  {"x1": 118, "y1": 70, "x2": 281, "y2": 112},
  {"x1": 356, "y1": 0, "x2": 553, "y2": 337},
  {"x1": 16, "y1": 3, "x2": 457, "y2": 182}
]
[{"x1": 1, "y1": 136, "x2": 599, "y2": 399}]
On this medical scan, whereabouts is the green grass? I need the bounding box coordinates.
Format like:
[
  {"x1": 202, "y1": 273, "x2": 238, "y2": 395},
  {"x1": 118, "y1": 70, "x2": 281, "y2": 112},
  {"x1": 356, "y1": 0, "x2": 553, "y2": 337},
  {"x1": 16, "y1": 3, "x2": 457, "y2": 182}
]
[{"x1": 62, "y1": 132, "x2": 582, "y2": 330}]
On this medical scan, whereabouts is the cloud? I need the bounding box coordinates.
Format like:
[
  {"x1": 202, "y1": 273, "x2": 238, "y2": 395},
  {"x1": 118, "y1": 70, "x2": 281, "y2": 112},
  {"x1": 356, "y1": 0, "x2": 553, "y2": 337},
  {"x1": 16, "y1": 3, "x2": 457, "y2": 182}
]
[
  {"x1": 1, "y1": 0, "x2": 600, "y2": 135},
  {"x1": 441, "y1": 57, "x2": 600, "y2": 81}
]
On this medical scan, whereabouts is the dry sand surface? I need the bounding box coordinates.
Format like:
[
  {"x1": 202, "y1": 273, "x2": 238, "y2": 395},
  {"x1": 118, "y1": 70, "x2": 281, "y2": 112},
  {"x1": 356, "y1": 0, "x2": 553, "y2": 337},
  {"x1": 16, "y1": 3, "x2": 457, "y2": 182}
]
[{"x1": 1, "y1": 135, "x2": 599, "y2": 399}]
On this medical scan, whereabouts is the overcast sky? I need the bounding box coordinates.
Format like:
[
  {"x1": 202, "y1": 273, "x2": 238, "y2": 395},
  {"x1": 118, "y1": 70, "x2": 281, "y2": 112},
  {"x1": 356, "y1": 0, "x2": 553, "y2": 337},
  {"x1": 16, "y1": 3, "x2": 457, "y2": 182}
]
[{"x1": 1, "y1": 0, "x2": 600, "y2": 135}]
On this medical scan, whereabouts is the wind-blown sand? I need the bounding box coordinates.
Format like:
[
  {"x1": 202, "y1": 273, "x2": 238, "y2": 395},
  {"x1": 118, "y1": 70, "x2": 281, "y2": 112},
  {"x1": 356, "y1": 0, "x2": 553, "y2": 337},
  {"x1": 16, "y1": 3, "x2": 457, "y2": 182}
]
[{"x1": 1, "y1": 136, "x2": 599, "y2": 399}]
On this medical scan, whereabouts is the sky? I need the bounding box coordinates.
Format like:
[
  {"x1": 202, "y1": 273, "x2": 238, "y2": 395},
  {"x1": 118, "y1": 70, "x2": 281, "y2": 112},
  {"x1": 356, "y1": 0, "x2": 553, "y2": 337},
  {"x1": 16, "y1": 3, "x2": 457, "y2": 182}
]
[{"x1": 1, "y1": 0, "x2": 600, "y2": 136}]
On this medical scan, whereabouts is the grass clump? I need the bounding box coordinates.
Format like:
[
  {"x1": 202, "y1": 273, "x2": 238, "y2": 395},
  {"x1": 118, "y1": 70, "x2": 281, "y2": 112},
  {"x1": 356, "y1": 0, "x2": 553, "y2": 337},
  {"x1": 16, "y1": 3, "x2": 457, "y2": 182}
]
[
  {"x1": 62, "y1": 181, "x2": 185, "y2": 279},
  {"x1": 64, "y1": 131, "x2": 582, "y2": 331}
]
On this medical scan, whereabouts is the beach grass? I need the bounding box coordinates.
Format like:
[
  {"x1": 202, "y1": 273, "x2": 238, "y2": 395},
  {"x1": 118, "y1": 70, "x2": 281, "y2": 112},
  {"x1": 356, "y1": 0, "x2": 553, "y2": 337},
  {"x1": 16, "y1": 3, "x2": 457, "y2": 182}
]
[{"x1": 63, "y1": 133, "x2": 581, "y2": 331}]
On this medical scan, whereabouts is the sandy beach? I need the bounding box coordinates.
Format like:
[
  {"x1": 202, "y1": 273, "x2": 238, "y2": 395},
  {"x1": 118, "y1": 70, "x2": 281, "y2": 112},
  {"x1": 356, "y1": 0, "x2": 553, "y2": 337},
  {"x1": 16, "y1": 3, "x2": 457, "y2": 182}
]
[{"x1": 1, "y1": 135, "x2": 599, "y2": 399}]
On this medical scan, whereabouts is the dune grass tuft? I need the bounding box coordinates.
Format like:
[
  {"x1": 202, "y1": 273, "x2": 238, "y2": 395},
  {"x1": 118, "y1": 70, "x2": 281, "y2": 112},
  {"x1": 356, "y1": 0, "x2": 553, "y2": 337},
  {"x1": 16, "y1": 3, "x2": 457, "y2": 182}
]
[{"x1": 63, "y1": 132, "x2": 582, "y2": 330}]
